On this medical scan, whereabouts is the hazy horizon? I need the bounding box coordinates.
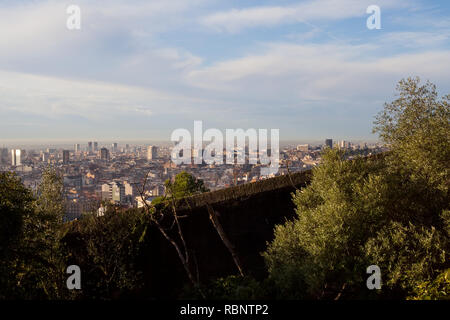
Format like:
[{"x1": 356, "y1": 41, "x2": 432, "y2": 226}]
[{"x1": 0, "y1": 139, "x2": 380, "y2": 151}]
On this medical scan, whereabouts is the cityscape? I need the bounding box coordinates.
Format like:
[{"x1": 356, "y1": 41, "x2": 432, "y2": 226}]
[{"x1": 2, "y1": 139, "x2": 385, "y2": 221}]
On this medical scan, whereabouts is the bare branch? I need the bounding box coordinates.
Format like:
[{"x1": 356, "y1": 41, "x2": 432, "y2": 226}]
[
  {"x1": 138, "y1": 169, "x2": 204, "y2": 298},
  {"x1": 206, "y1": 204, "x2": 244, "y2": 277}
]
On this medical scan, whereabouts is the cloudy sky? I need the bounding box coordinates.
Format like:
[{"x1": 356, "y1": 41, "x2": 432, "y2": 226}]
[{"x1": 1, "y1": 0, "x2": 449, "y2": 143}]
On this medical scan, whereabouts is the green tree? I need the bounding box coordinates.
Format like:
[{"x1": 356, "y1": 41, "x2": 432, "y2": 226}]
[
  {"x1": 264, "y1": 150, "x2": 386, "y2": 299},
  {"x1": 0, "y1": 172, "x2": 35, "y2": 299},
  {"x1": 264, "y1": 77, "x2": 449, "y2": 299},
  {"x1": 63, "y1": 207, "x2": 148, "y2": 299},
  {"x1": 35, "y1": 167, "x2": 65, "y2": 221},
  {"x1": 373, "y1": 77, "x2": 449, "y2": 194},
  {"x1": 17, "y1": 167, "x2": 68, "y2": 299},
  {"x1": 0, "y1": 168, "x2": 73, "y2": 299},
  {"x1": 365, "y1": 221, "x2": 447, "y2": 296},
  {"x1": 408, "y1": 268, "x2": 450, "y2": 300},
  {"x1": 152, "y1": 171, "x2": 208, "y2": 207},
  {"x1": 165, "y1": 171, "x2": 208, "y2": 198}
]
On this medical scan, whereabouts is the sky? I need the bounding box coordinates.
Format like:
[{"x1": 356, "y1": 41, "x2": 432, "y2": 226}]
[{"x1": 0, "y1": 0, "x2": 449, "y2": 143}]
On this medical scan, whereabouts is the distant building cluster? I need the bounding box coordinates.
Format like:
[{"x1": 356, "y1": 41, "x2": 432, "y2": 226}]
[{"x1": 0, "y1": 139, "x2": 386, "y2": 221}]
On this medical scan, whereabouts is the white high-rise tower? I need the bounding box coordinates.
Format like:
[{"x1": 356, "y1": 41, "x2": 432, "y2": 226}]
[{"x1": 11, "y1": 149, "x2": 21, "y2": 166}]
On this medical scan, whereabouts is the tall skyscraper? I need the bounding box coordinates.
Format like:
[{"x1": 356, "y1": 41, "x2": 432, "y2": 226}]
[
  {"x1": 63, "y1": 150, "x2": 70, "y2": 164},
  {"x1": 88, "y1": 141, "x2": 93, "y2": 154},
  {"x1": 112, "y1": 143, "x2": 118, "y2": 153},
  {"x1": 325, "y1": 139, "x2": 333, "y2": 149},
  {"x1": 147, "y1": 146, "x2": 158, "y2": 161},
  {"x1": 94, "y1": 142, "x2": 98, "y2": 152},
  {"x1": 11, "y1": 149, "x2": 21, "y2": 166},
  {"x1": 74, "y1": 144, "x2": 81, "y2": 153},
  {"x1": 100, "y1": 148, "x2": 110, "y2": 161}
]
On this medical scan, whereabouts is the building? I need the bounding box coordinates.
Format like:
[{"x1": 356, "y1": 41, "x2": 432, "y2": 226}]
[
  {"x1": 325, "y1": 139, "x2": 333, "y2": 149},
  {"x1": 101, "y1": 184, "x2": 110, "y2": 201},
  {"x1": 339, "y1": 140, "x2": 351, "y2": 150},
  {"x1": 94, "y1": 142, "x2": 98, "y2": 152},
  {"x1": 0, "y1": 148, "x2": 8, "y2": 164},
  {"x1": 65, "y1": 197, "x2": 98, "y2": 221},
  {"x1": 88, "y1": 141, "x2": 93, "y2": 154},
  {"x1": 112, "y1": 143, "x2": 118, "y2": 153},
  {"x1": 98, "y1": 206, "x2": 106, "y2": 217},
  {"x1": 102, "y1": 182, "x2": 126, "y2": 203},
  {"x1": 64, "y1": 174, "x2": 82, "y2": 188},
  {"x1": 63, "y1": 150, "x2": 70, "y2": 164},
  {"x1": 136, "y1": 196, "x2": 157, "y2": 208},
  {"x1": 11, "y1": 149, "x2": 21, "y2": 166},
  {"x1": 151, "y1": 185, "x2": 164, "y2": 196},
  {"x1": 296, "y1": 144, "x2": 309, "y2": 152},
  {"x1": 123, "y1": 181, "x2": 134, "y2": 197},
  {"x1": 65, "y1": 199, "x2": 82, "y2": 221},
  {"x1": 147, "y1": 145, "x2": 158, "y2": 161},
  {"x1": 74, "y1": 144, "x2": 81, "y2": 153},
  {"x1": 100, "y1": 148, "x2": 110, "y2": 161}
]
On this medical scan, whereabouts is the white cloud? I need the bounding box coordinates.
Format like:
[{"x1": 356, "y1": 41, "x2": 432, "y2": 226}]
[
  {"x1": 0, "y1": 0, "x2": 205, "y2": 61},
  {"x1": 0, "y1": 1, "x2": 68, "y2": 55},
  {"x1": 380, "y1": 31, "x2": 450, "y2": 48},
  {"x1": 0, "y1": 70, "x2": 197, "y2": 120},
  {"x1": 0, "y1": 0, "x2": 207, "y2": 93},
  {"x1": 186, "y1": 42, "x2": 450, "y2": 105},
  {"x1": 201, "y1": 0, "x2": 409, "y2": 33}
]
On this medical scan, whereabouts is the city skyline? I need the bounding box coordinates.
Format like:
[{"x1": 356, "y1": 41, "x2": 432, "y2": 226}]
[
  {"x1": 1, "y1": 1, "x2": 450, "y2": 141},
  {"x1": 0, "y1": 138, "x2": 380, "y2": 150}
]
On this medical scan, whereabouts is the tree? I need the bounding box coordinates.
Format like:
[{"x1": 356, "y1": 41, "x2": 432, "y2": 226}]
[
  {"x1": 373, "y1": 77, "x2": 449, "y2": 194},
  {"x1": 264, "y1": 77, "x2": 449, "y2": 299},
  {"x1": 408, "y1": 268, "x2": 450, "y2": 300},
  {"x1": 264, "y1": 149, "x2": 386, "y2": 299},
  {"x1": 63, "y1": 207, "x2": 149, "y2": 299},
  {"x1": 0, "y1": 168, "x2": 73, "y2": 299},
  {"x1": 165, "y1": 171, "x2": 208, "y2": 198},
  {"x1": 152, "y1": 171, "x2": 209, "y2": 207},
  {"x1": 35, "y1": 167, "x2": 65, "y2": 221},
  {"x1": 0, "y1": 172, "x2": 35, "y2": 299},
  {"x1": 16, "y1": 167, "x2": 69, "y2": 299}
]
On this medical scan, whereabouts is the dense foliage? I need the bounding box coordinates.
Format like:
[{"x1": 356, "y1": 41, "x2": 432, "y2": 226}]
[
  {"x1": 152, "y1": 170, "x2": 209, "y2": 208},
  {"x1": 0, "y1": 168, "x2": 68, "y2": 299},
  {"x1": 63, "y1": 207, "x2": 149, "y2": 299},
  {"x1": 263, "y1": 77, "x2": 449, "y2": 299}
]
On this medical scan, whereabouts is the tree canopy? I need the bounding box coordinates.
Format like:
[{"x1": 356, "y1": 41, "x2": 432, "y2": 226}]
[
  {"x1": 152, "y1": 171, "x2": 209, "y2": 207},
  {"x1": 264, "y1": 77, "x2": 449, "y2": 299},
  {"x1": 0, "y1": 168, "x2": 70, "y2": 299}
]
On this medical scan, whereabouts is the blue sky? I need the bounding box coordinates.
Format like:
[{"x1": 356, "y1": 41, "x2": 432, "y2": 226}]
[{"x1": 0, "y1": 0, "x2": 449, "y2": 143}]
